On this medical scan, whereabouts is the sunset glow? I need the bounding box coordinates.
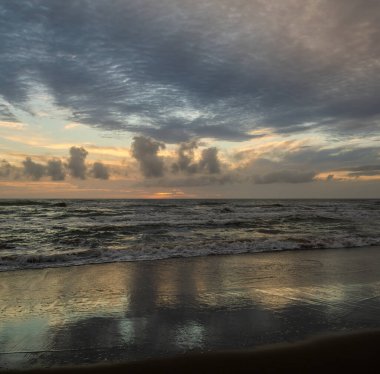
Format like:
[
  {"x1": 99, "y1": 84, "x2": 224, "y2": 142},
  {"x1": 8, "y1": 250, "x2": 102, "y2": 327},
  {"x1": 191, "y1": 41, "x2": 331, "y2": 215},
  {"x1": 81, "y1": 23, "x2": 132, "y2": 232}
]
[{"x1": 0, "y1": 0, "x2": 379, "y2": 198}]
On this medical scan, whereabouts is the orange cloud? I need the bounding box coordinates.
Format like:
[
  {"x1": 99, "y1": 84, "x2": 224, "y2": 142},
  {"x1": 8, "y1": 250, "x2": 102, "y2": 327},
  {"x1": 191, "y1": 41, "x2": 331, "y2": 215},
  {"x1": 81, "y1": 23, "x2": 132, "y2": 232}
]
[
  {"x1": 0, "y1": 121, "x2": 27, "y2": 130},
  {"x1": 64, "y1": 122, "x2": 82, "y2": 130}
]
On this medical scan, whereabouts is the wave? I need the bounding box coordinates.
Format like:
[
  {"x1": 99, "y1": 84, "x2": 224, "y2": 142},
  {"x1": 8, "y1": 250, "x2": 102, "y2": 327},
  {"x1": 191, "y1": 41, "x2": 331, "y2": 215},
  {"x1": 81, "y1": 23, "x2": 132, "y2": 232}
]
[
  {"x1": 1, "y1": 235, "x2": 379, "y2": 272},
  {"x1": 197, "y1": 201, "x2": 227, "y2": 206},
  {"x1": 0, "y1": 200, "x2": 51, "y2": 207},
  {"x1": 0, "y1": 241, "x2": 16, "y2": 249},
  {"x1": 45, "y1": 220, "x2": 261, "y2": 239},
  {"x1": 0, "y1": 200, "x2": 67, "y2": 207},
  {"x1": 122, "y1": 203, "x2": 181, "y2": 208},
  {"x1": 47, "y1": 213, "x2": 349, "y2": 234},
  {"x1": 0, "y1": 248, "x2": 103, "y2": 265}
]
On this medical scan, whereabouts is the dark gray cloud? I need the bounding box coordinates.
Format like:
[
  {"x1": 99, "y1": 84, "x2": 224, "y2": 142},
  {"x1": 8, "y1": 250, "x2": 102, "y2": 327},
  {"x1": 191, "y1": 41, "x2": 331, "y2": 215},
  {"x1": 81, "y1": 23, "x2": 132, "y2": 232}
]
[
  {"x1": 338, "y1": 164, "x2": 380, "y2": 177},
  {"x1": 0, "y1": 160, "x2": 12, "y2": 177},
  {"x1": 47, "y1": 159, "x2": 65, "y2": 181},
  {"x1": 137, "y1": 122, "x2": 258, "y2": 144},
  {"x1": 2, "y1": 155, "x2": 112, "y2": 181},
  {"x1": 1, "y1": 0, "x2": 379, "y2": 141},
  {"x1": 199, "y1": 147, "x2": 221, "y2": 174},
  {"x1": 22, "y1": 157, "x2": 45, "y2": 180},
  {"x1": 172, "y1": 140, "x2": 199, "y2": 174},
  {"x1": 68, "y1": 146, "x2": 88, "y2": 179},
  {"x1": 284, "y1": 146, "x2": 380, "y2": 173},
  {"x1": 254, "y1": 171, "x2": 317, "y2": 184},
  {"x1": 131, "y1": 136, "x2": 165, "y2": 178},
  {"x1": 241, "y1": 144, "x2": 380, "y2": 184},
  {"x1": 91, "y1": 162, "x2": 109, "y2": 180},
  {"x1": 238, "y1": 145, "x2": 380, "y2": 176},
  {"x1": 348, "y1": 170, "x2": 380, "y2": 177},
  {"x1": 172, "y1": 140, "x2": 222, "y2": 175},
  {"x1": 338, "y1": 164, "x2": 380, "y2": 172},
  {"x1": 0, "y1": 103, "x2": 19, "y2": 122}
]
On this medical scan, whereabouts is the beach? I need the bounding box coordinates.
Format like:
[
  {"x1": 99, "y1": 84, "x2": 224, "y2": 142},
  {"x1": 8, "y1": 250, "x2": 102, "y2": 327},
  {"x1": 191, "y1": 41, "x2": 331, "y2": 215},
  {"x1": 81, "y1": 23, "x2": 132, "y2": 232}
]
[
  {"x1": 1, "y1": 246, "x2": 380, "y2": 370},
  {"x1": 5, "y1": 330, "x2": 380, "y2": 373}
]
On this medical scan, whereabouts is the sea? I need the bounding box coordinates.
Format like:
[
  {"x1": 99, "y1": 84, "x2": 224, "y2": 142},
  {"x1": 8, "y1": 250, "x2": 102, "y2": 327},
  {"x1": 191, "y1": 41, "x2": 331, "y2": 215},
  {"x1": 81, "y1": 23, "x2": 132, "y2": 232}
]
[{"x1": 1, "y1": 199, "x2": 380, "y2": 271}]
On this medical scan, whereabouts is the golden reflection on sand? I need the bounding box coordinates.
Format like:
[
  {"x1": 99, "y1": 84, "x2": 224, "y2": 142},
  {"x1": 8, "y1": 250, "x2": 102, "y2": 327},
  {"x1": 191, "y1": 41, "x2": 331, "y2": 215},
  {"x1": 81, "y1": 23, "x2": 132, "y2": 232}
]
[
  {"x1": 0, "y1": 263, "x2": 133, "y2": 326},
  {"x1": 2, "y1": 250, "x2": 380, "y2": 326},
  {"x1": 1, "y1": 247, "x2": 380, "y2": 369},
  {"x1": 154, "y1": 264, "x2": 180, "y2": 307}
]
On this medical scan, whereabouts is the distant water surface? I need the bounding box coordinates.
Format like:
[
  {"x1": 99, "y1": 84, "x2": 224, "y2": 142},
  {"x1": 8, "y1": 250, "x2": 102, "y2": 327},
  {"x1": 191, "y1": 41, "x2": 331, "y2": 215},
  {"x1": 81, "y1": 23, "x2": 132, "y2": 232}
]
[{"x1": 1, "y1": 199, "x2": 380, "y2": 271}]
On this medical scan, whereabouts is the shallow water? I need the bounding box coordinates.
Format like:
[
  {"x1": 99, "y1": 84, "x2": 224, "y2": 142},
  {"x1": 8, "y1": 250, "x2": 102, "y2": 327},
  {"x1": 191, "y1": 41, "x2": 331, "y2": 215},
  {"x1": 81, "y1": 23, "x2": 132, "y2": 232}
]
[{"x1": 1, "y1": 199, "x2": 380, "y2": 270}]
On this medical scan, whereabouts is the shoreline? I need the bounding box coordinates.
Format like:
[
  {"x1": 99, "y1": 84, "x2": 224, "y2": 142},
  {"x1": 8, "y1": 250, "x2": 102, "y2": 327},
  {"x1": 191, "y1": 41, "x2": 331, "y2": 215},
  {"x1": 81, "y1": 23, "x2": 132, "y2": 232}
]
[{"x1": 1, "y1": 244, "x2": 379, "y2": 274}]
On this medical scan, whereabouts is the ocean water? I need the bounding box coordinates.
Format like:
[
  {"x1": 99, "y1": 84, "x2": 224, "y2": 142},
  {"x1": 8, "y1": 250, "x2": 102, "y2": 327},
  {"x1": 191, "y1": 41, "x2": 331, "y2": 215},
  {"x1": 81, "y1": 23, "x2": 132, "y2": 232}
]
[{"x1": 1, "y1": 199, "x2": 380, "y2": 271}]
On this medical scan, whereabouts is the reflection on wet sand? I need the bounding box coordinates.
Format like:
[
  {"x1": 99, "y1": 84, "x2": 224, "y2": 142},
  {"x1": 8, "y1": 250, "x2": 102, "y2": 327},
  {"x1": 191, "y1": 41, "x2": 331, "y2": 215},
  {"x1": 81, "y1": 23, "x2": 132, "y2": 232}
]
[{"x1": 1, "y1": 247, "x2": 380, "y2": 369}]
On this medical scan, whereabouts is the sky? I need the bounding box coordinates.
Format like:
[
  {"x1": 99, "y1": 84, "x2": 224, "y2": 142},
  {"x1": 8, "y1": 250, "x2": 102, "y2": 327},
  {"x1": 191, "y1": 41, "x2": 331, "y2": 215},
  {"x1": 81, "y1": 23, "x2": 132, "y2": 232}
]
[{"x1": 0, "y1": 0, "x2": 379, "y2": 198}]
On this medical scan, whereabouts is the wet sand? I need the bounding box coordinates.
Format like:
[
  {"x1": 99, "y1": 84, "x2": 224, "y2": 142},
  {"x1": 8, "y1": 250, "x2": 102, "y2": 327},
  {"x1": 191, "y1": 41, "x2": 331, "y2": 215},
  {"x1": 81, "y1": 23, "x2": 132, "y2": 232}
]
[
  {"x1": 1, "y1": 246, "x2": 380, "y2": 370},
  {"x1": 5, "y1": 330, "x2": 380, "y2": 373}
]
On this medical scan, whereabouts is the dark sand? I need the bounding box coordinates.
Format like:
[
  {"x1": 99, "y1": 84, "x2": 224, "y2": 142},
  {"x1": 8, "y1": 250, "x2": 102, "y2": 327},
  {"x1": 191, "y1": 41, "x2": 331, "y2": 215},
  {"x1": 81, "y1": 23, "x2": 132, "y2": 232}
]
[
  {"x1": 1, "y1": 246, "x2": 380, "y2": 370},
  {"x1": 4, "y1": 330, "x2": 380, "y2": 373}
]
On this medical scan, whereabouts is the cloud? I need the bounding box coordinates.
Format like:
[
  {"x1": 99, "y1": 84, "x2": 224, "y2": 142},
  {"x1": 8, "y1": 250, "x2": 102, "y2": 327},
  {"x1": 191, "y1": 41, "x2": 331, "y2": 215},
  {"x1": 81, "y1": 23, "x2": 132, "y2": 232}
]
[
  {"x1": 340, "y1": 164, "x2": 380, "y2": 177},
  {"x1": 338, "y1": 164, "x2": 380, "y2": 172},
  {"x1": 139, "y1": 122, "x2": 259, "y2": 143},
  {"x1": 64, "y1": 123, "x2": 82, "y2": 130},
  {"x1": 0, "y1": 121, "x2": 26, "y2": 130},
  {"x1": 236, "y1": 143, "x2": 380, "y2": 184},
  {"x1": 140, "y1": 173, "x2": 235, "y2": 188},
  {"x1": 199, "y1": 147, "x2": 221, "y2": 174},
  {"x1": 0, "y1": 159, "x2": 12, "y2": 177},
  {"x1": 0, "y1": 103, "x2": 19, "y2": 123},
  {"x1": 1, "y1": 152, "x2": 111, "y2": 181},
  {"x1": 238, "y1": 144, "x2": 380, "y2": 179},
  {"x1": 68, "y1": 146, "x2": 88, "y2": 179},
  {"x1": 131, "y1": 136, "x2": 165, "y2": 178},
  {"x1": 0, "y1": 0, "x2": 379, "y2": 142},
  {"x1": 285, "y1": 146, "x2": 380, "y2": 173},
  {"x1": 348, "y1": 171, "x2": 380, "y2": 177},
  {"x1": 46, "y1": 159, "x2": 65, "y2": 181},
  {"x1": 172, "y1": 139, "x2": 199, "y2": 174},
  {"x1": 22, "y1": 157, "x2": 45, "y2": 180},
  {"x1": 91, "y1": 162, "x2": 109, "y2": 180},
  {"x1": 171, "y1": 140, "x2": 222, "y2": 175},
  {"x1": 254, "y1": 170, "x2": 317, "y2": 184}
]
